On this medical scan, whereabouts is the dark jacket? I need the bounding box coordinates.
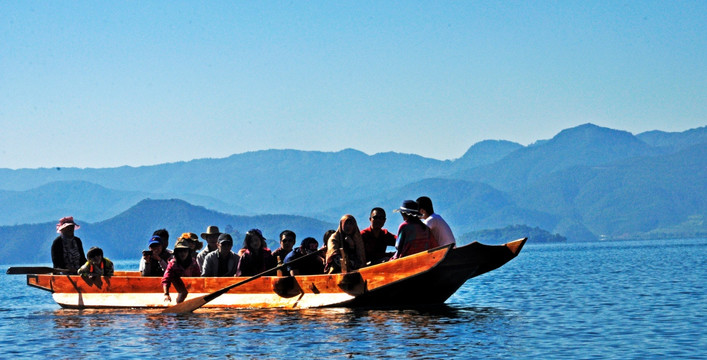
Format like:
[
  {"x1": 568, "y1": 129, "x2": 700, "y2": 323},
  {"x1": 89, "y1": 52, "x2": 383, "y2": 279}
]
[{"x1": 51, "y1": 236, "x2": 87, "y2": 272}]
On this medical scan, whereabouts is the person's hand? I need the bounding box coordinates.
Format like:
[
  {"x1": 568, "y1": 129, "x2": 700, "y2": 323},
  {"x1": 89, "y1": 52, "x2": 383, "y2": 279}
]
[
  {"x1": 344, "y1": 236, "x2": 354, "y2": 246},
  {"x1": 151, "y1": 253, "x2": 161, "y2": 261},
  {"x1": 164, "y1": 294, "x2": 171, "y2": 303},
  {"x1": 143, "y1": 253, "x2": 151, "y2": 262}
]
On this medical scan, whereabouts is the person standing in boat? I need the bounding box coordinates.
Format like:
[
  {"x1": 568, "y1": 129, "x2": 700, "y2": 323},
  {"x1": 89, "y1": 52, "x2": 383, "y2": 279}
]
[
  {"x1": 284, "y1": 237, "x2": 324, "y2": 275},
  {"x1": 236, "y1": 229, "x2": 276, "y2": 276},
  {"x1": 416, "y1": 196, "x2": 456, "y2": 247},
  {"x1": 325, "y1": 215, "x2": 366, "y2": 273},
  {"x1": 201, "y1": 233, "x2": 239, "y2": 277},
  {"x1": 140, "y1": 235, "x2": 171, "y2": 276},
  {"x1": 392, "y1": 200, "x2": 438, "y2": 259},
  {"x1": 162, "y1": 240, "x2": 201, "y2": 304},
  {"x1": 197, "y1": 225, "x2": 221, "y2": 269},
  {"x1": 51, "y1": 216, "x2": 87, "y2": 275},
  {"x1": 78, "y1": 246, "x2": 114, "y2": 279},
  {"x1": 360, "y1": 207, "x2": 397, "y2": 265},
  {"x1": 272, "y1": 230, "x2": 296, "y2": 265}
]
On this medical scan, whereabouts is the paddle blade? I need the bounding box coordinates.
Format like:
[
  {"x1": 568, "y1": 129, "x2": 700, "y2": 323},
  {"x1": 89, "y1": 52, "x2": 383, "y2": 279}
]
[
  {"x1": 161, "y1": 294, "x2": 209, "y2": 314},
  {"x1": 6, "y1": 267, "x2": 68, "y2": 274}
]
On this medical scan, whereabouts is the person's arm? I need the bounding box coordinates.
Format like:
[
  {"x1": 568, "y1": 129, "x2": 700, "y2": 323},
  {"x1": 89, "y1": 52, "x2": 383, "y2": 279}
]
[
  {"x1": 77, "y1": 262, "x2": 90, "y2": 276},
  {"x1": 201, "y1": 254, "x2": 213, "y2": 277},
  {"x1": 104, "y1": 259, "x2": 114, "y2": 277},
  {"x1": 393, "y1": 226, "x2": 407, "y2": 259},
  {"x1": 162, "y1": 283, "x2": 171, "y2": 303},
  {"x1": 76, "y1": 238, "x2": 87, "y2": 265},
  {"x1": 51, "y1": 239, "x2": 64, "y2": 269}
]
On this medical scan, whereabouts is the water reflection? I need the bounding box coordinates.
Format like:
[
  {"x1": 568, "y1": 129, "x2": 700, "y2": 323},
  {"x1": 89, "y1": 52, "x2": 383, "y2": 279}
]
[{"x1": 39, "y1": 304, "x2": 516, "y2": 357}]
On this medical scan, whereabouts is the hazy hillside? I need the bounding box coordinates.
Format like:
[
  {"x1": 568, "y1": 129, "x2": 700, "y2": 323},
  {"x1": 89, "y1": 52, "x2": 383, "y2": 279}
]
[
  {"x1": 637, "y1": 125, "x2": 707, "y2": 152},
  {"x1": 514, "y1": 143, "x2": 707, "y2": 239},
  {"x1": 450, "y1": 140, "x2": 523, "y2": 172},
  {"x1": 454, "y1": 124, "x2": 658, "y2": 191},
  {"x1": 0, "y1": 199, "x2": 335, "y2": 265},
  {"x1": 320, "y1": 177, "x2": 559, "y2": 238},
  {"x1": 0, "y1": 180, "x2": 246, "y2": 226}
]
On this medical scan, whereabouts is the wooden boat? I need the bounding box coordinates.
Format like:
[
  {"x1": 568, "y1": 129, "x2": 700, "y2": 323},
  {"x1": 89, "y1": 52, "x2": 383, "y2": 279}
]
[{"x1": 26, "y1": 238, "x2": 526, "y2": 310}]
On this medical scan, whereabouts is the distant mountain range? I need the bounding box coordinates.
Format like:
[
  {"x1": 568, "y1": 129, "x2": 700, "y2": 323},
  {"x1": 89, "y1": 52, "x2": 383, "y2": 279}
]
[
  {"x1": 1, "y1": 123, "x2": 705, "y2": 264},
  {"x1": 2, "y1": 199, "x2": 335, "y2": 265}
]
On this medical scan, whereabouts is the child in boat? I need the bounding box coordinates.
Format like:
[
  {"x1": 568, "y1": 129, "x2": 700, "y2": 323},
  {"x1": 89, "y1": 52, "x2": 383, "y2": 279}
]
[
  {"x1": 77, "y1": 247, "x2": 114, "y2": 279},
  {"x1": 162, "y1": 240, "x2": 201, "y2": 304}
]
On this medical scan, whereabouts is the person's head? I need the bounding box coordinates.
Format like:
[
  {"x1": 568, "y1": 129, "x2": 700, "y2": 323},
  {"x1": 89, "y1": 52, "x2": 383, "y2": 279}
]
[
  {"x1": 153, "y1": 229, "x2": 169, "y2": 249},
  {"x1": 369, "y1": 207, "x2": 387, "y2": 230},
  {"x1": 148, "y1": 236, "x2": 163, "y2": 255},
  {"x1": 201, "y1": 225, "x2": 221, "y2": 247},
  {"x1": 178, "y1": 232, "x2": 203, "y2": 251},
  {"x1": 322, "y1": 229, "x2": 335, "y2": 248},
  {"x1": 279, "y1": 230, "x2": 296, "y2": 252},
  {"x1": 173, "y1": 241, "x2": 191, "y2": 262},
  {"x1": 243, "y1": 229, "x2": 265, "y2": 251},
  {"x1": 395, "y1": 200, "x2": 420, "y2": 221},
  {"x1": 86, "y1": 247, "x2": 103, "y2": 264},
  {"x1": 301, "y1": 237, "x2": 319, "y2": 253},
  {"x1": 416, "y1": 196, "x2": 434, "y2": 219},
  {"x1": 217, "y1": 233, "x2": 233, "y2": 253},
  {"x1": 56, "y1": 216, "x2": 80, "y2": 237},
  {"x1": 338, "y1": 214, "x2": 359, "y2": 235}
]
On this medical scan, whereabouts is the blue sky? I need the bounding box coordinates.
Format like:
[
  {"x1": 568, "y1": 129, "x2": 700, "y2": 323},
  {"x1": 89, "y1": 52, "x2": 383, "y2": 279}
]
[{"x1": 1, "y1": 1, "x2": 705, "y2": 169}]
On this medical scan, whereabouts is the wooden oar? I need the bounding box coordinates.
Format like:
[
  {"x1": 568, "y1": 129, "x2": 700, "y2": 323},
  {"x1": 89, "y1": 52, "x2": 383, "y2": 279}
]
[
  {"x1": 162, "y1": 248, "x2": 324, "y2": 314},
  {"x1": 6, "y1": 266, "x2": 69, "y2": 275}
]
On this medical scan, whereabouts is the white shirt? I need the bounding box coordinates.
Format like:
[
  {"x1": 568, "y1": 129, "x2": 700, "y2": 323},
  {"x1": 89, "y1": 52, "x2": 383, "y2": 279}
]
[{"x1": 423, "y1": 213, "x2": 456, "y2": 247}]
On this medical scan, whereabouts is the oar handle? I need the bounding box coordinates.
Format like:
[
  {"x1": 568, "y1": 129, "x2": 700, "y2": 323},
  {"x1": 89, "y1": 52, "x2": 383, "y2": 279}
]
[{"x1": 6, "y1": 267, "x2": 70, "y2": 275}]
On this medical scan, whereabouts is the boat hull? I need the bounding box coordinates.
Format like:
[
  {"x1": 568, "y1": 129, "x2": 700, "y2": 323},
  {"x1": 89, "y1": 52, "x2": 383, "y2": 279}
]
[{"x1": 27, "y1": 238, "x2": 526, "y2": 310}]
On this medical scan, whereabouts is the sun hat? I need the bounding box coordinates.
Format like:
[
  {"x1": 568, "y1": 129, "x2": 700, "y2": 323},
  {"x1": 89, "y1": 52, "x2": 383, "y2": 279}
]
[
  {"x1": 393, "y1": 200, "x2": 420, "y2": 217},
  {"x1": 218, "y1": 233, "x2": 233, "y2": 244},
  {"x1": 56, "y1": 216, "x2": 80, "y2": 233},
  {"x1": 179, "y1": 232, "x2": 204, "y2": 251},
  {"x1": 173, "y1": 240, "x2": 191, "y2": 250},
  {"x1": 200, "y1": 226, "x2": 221, "y2": 239}
]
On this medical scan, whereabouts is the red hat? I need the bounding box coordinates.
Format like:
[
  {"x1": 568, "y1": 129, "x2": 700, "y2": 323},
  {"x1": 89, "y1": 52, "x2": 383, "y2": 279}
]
[{"x1": 56, "y1": 216, "x2": 80, "y2": 233}]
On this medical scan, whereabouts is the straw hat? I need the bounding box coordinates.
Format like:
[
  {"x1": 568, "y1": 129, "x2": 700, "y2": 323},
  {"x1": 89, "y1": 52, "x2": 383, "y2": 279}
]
[{"x1": 200, "y1": 225, "x2": 221, "y2": 239}]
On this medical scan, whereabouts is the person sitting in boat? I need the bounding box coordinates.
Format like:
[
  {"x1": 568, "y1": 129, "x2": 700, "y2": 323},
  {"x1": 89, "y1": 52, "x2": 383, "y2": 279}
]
[
  {"x1": 284, "y1": 237, "x2": 324, "y2": 275},
  {"x1": 325, "y1": 215, "x2": 366, "y2": 273},
  {"x1": 272, "y1": 230, "x2": 296, "y2": 265},
  {"x1": 392, "y1": 200, "x2": 439, "y2": 259},
  {"x1": 162, "y1": 240, "x2": 201, "y2": 304},
  {"x1": 236, "y1": 229, "x2": 276, "y2": 276},
  {"x1": 78, "y1": 246, "x2": 114, "y2": 279},
  {"x1": 51, "y1": 216, "x2": 87, "y2": 275},
  {"x1": 197, "y1": 225, "x2": 221, "y2": 269},
  {"x1": 416, "y1": 196, "x2": 456, "y2": 247},
  {"x1": 139, "y1": 235, "x2": 171, "y2": 276},
  {"x1": 177, "y1": 232, "x2": 203, "y2": 260},
  {"x1": 201, "y1": 233, "x2": 239, "y2": 277},
  {"x1": 360, "y1": 207, "x2": 397, "y2": 265},
  {"x1": 152, "y1": 228, "x2": 173, "y2": 262}
]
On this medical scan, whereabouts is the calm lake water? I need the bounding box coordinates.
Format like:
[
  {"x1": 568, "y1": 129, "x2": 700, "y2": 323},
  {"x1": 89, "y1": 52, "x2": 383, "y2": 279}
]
[{"x1": 1, "y1": 238, "x2": 705, "y2": 359}]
